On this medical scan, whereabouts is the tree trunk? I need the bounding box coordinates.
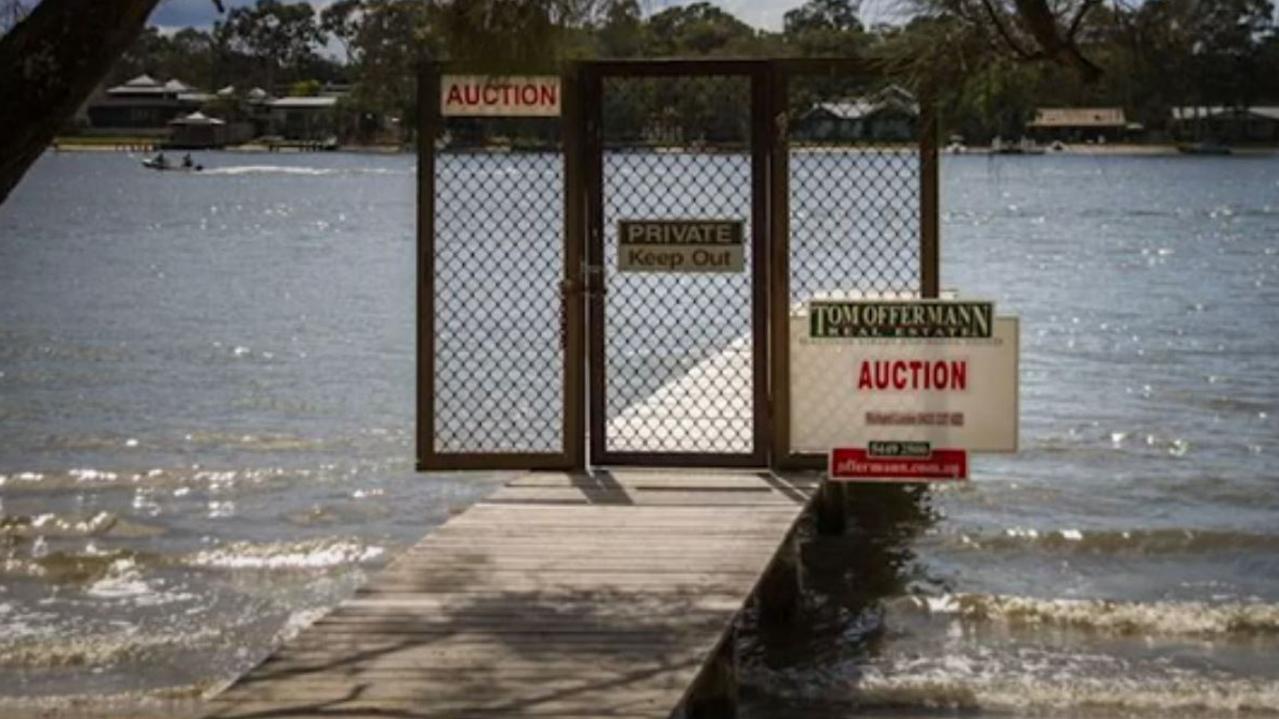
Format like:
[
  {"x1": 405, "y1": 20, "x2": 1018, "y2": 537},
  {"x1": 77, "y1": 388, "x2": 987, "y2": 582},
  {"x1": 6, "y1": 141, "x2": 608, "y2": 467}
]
[{"x1": 0, "y1": 0, "x2": 162, "y2": 206}]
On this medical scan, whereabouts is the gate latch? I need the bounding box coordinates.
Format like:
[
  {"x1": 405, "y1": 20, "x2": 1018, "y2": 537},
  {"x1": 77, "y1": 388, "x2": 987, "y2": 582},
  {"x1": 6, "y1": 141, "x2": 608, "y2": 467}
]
[{"x1": 584, "y1": 264, "x2": 607, "y2": 297}]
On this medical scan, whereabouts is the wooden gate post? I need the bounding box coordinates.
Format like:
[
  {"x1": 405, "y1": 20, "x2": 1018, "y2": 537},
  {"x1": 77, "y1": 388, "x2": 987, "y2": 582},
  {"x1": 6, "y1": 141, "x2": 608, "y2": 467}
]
[{"x1": 815, "y1": 480, "x2": 847, "y2": 535}]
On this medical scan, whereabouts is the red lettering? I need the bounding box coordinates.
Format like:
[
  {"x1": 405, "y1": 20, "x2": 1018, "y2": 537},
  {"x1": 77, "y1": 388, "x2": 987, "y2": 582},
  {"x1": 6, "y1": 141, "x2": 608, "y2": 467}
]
[
  {"x1": 446, "y1": 85, "x2": 464, "y2": 107},
  {"x1": 483, "y1": 86, "x2": 499, "y2": 105},
  {"x1": 874, "y1": 361, "x2": 890, "y2": 389},
  {"x1": 540, "y1": 84, "x2": 557, "y2": 107},
  {"x1": 462, "y1": 85, "x2": 480, "y2": 105},
  {"x1": 522, "y1": 85, "x2": 539, "y2": 105},
  {"x1": 855, "y1": 359, "x2": 970, "y2": 391}
]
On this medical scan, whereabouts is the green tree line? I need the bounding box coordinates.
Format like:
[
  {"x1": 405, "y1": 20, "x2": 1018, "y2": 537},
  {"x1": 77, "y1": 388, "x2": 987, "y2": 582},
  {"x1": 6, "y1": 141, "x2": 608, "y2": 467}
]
[{"x1": 107, "y1": 0, "x2": 1279, "y2": 143}]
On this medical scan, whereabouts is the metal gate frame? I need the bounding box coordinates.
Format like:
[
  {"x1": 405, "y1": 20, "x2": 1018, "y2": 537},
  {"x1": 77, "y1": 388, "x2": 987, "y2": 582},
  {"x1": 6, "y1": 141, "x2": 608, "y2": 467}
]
[
  {"x1": 416, "y1": 59, "x2": 937, "y2": 472},
  {"x1": 416, "y1": 64, "x2": 586, "y2": 471},
  {"x1": 767, "y1": 58, "x2": 940, "y2": 471},
  {"x1": 581, "y1": 60, "x2": 772, "y2": 468}
]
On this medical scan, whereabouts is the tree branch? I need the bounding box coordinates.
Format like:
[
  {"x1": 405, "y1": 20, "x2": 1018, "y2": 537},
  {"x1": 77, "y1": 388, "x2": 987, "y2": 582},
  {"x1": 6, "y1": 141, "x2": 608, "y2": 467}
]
[
  {"x1": 0, "y1": 0, "x2": 226, "y2": 206},
  {"x1": 979, "y1": 0, "x2": 1038, "y2": 59},
  {"x1": 1066, "y1": 0, "x2": 1099, "y2": 40}
]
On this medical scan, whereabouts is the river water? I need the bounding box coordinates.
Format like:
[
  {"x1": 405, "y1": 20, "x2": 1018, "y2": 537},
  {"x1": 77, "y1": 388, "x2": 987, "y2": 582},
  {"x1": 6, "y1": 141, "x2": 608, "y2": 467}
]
[{"x1": 1, "y1": 151, "x2": 1276, "y2": 717}]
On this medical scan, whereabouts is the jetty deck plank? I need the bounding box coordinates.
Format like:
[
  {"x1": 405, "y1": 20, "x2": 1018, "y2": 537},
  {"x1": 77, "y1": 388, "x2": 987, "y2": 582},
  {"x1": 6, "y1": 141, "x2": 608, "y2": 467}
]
[{"x1": 203, "y1": 470, "x2": 814, "y2": 719}]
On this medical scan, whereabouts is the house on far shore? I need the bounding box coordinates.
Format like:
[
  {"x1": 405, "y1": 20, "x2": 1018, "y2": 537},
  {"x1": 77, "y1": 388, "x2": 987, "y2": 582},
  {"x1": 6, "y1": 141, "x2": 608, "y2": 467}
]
[
  {"x1": 267, "y1": 96, "x2": 339, "y2": 141},
  {"x1": 86, "y1": 74, "x2": 211, "y2": 131},
  {"x1": 168, "y1": 112, "x2": 229, "y2": 149},
  {"x1": 792, "y1": 85, "x2": 920, "y2": 143},
  {"x1": 1025, "y1": 108, "x2": 1133, "y2": 143},
  {"x1": 1170, "y1": 106, "x2": 1279, "y2": 143}
]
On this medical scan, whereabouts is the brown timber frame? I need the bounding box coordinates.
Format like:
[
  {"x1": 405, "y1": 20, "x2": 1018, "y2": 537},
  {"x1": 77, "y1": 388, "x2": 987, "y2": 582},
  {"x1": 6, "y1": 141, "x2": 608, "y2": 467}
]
[
  {"x1": 416, "y1": 63, "x2": 585, "y2": 471},
  {"x1": 417, "y1": 58, "x2": 938, "y2": 473}
]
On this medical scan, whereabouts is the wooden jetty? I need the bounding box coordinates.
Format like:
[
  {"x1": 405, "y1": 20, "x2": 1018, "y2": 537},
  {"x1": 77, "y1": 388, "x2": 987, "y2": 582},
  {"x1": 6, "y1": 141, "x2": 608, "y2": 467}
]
[{"x1": 203, "y1": 470, "x2": 820, "y2": 719}]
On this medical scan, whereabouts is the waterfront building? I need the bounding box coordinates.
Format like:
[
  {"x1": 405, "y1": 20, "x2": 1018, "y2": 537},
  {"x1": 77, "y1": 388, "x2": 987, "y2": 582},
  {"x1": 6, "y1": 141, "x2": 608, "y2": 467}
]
[
  {"x1": 86, "y1": 74, "x2": 210, "y2": 130},
  {"x1": 792, "y1": 85, "x2": 920, "y2": 143},
  {"x1": 267, "y1": 96, "x2": 339, "y2": 141},
  {"x1": 1025, "y1": 107, "x2": 1132, "y2": 143},
  {"x1": 1170, "y1": 106, "x2": 1279, "y2": 143}
]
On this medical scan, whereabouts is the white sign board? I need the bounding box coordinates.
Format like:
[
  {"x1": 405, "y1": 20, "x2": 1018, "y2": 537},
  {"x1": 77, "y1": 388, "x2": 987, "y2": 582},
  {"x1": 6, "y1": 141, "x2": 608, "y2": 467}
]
[
  {"x1": 791, "y1": 310, "x2": 1019, "y2": 453},
  {"x1": 440, "y1": 75, "x2": 561, "y2": 117}
]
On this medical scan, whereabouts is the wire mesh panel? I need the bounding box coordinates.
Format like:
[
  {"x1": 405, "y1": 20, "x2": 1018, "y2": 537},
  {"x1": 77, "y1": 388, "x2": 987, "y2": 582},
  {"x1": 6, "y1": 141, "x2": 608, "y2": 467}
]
[
  {"x1": 420, "y1": 83, "x2": 573, "y2": 467},
  {"x1": 590, "y1": 68, "x2": 765, "y2": 464},
  {"x1": 788, "y1": 75, "x2": 922, "y2": 302},
  {"x1": 777, "y1": 65, "x2": 935, "y2": 466}
]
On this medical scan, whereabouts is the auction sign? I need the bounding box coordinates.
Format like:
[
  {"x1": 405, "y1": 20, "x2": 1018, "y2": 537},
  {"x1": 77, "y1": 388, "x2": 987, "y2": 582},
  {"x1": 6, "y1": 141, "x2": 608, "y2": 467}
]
[
  {"x1": 617, "y1": 220, "x2": 744, "y2": 273},
  {"x1": 440, "y1": 76, "x2": 561, "y2": 117},
  {"x1": 791, "y1": 299, "x2": 1019, "y2": 456}
]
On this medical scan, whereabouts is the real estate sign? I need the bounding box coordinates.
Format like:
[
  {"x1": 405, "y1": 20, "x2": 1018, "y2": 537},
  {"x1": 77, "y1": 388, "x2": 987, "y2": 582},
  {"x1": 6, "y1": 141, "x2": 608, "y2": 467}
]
[
  {"x1": 791, "y1": 302, "x2": 1019, "y2": 454},
  {"x1": 617, "y1": 220, "x2": 745, "y2": 273},
  {"x1": 829, "y1": 446, "x2": 968, "y2": 482},
  {"x1": 440, "y1": 76, "x2": 561, "y2": 117}
]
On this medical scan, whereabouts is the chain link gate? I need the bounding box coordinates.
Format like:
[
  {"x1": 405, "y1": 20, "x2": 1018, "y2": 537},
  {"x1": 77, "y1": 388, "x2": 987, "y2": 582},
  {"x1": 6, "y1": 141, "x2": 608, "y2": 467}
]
[
  {"x1": 583, "y1": 61, "x2": 771, "y2": 467},
  {"x1": 416, "y1": 68, "x2": 584, "y2": 470},
  {"x1": 417, "y1": 60, "x2": 936, "y2": 472}
]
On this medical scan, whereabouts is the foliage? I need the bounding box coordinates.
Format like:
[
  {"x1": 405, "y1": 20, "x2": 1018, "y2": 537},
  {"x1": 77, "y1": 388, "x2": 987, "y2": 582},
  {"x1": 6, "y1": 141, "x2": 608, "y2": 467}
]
[
  {"x1": 289, "y1": 78, "x2": 322, "y2": 96},
  {"x1": 783, "y1": 0, "x2": 869, "y2": 56},
  {"x1": 96, "y1": 0, "x2": 1279, "y2": 144},
  {"x1": 222, "y1": 0, "x2": 323, "y2": 88}
]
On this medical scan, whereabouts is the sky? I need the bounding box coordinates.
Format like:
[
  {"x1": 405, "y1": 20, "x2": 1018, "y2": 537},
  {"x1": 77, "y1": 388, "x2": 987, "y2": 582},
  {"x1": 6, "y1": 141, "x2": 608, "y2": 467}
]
[{"x1": 147, "y1": 0, "x2": 898, "y2": 34}]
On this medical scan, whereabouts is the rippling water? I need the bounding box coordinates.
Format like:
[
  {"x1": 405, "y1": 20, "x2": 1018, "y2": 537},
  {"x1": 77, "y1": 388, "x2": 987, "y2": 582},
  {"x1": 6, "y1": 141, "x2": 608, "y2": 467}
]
[{"x1": 1, "y1": 151, "x2": 1277, "y2": 717}]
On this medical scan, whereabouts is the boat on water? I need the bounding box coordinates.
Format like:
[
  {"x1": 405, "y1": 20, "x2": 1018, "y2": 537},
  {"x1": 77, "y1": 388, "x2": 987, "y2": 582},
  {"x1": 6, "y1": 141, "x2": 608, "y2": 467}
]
[
  {"x1": 991, "y1": 137, "x2": 1046, "y2": 155},
  {"x1": 141, "y1": 154, "x2": 204, "y2": 172},
  {"x1": 1177, "y1": 141, "x2": 1232, "y2": 155}
]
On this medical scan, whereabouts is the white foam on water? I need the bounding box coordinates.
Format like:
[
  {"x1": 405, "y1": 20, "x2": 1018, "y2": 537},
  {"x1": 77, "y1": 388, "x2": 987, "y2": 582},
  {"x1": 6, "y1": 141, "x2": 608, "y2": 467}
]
[
  {"x1": 0, "y1": 622, "x2": 225, "y2": 669},
  {"x1": 847, "y1": 672, "x2": 1279, "y2": 715},
  {"x1": 201, "y1": 165, "x2": 336, "y2": 176},
  {"x1": 187, "y1": 539, "x2": 383, "y2": 570},
  {"x1": 85, "y1": 559, "x2": 150, "y2": 599},
  {"x1": 69, "y1": 468, "x2": 118, "y2": 483},
  {"x1": 909, "y1": 592, "x2": 1279, "y2": 637}
]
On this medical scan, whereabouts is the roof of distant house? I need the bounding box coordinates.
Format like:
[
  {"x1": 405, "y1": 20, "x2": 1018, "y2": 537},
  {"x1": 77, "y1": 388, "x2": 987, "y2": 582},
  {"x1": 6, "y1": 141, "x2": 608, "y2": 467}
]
[
  {"x1": 269, "y1": 96, "x2": 339, "y2": 109},
  {"x1": 108, "y1": 74, "x2": 198, "y2": 97},
  {"x1": 1172, "y1": 106, "x2": 1279, "y2": 121},
  {"x1": 170, "y1": 111, "x2": 225, "y2": 126},
  {"x1": 806, "y1": 85, "x2": 920, "y2": 121},
  {"x1": 1028, "y1": 108, "x2": 1126, "y2": 128}
]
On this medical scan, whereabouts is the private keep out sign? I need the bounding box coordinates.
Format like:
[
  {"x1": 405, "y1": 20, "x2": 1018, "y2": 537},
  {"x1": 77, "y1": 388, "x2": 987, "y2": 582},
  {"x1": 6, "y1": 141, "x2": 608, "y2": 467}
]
[
  {"x1": 440, "y1": 76, "x2": 561, "y2": 117},
  {"x1": 617, "y1": 220, "x2": 745, "y2": 273}
]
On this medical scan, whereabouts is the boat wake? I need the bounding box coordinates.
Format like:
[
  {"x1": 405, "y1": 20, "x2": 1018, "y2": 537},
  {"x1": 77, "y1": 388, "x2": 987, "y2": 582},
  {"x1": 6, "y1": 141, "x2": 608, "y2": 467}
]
[{"x1": 199, "y1": 165, "x2": 410, "y2": 177}]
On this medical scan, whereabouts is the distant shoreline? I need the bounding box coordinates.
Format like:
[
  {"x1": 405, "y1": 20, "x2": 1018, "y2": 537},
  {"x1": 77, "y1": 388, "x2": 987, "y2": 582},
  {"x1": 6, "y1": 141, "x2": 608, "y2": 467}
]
[
  {"x1": 955, "y1": 142, "x2": 1278, "y2": 156},
  {"x1": 49, "y1": 139, "x2": 1279, "y2": 157}
]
